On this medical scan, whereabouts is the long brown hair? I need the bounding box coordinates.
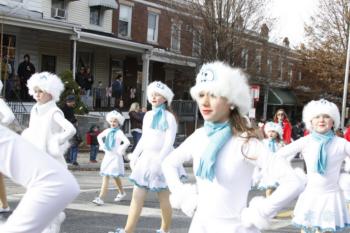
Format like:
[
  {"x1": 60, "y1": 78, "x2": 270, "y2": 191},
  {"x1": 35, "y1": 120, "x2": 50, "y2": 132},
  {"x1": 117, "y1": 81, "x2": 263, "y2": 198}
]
[
  {"x1": 273, "y1": 108, "x2": 291, "y2": 124},
  {"x1": 229, "y1": 108, "x2": 259, "y2": 160}
]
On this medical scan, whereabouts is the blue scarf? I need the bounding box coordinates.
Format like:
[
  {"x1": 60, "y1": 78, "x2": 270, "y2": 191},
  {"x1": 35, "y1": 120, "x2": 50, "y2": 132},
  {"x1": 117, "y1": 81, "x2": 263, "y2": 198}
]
[
  {"x1": 151, "y1": 104, "x2": 168, "y2": 131},
  {"x1": 196, "y1": 121, "x2": 232, "y2": 181},
  {"x1": 104, "y1": 127, "x2": 119, "y2": 151},
  {"x1": 311, "y1": 130, "x2": 334, "y2": 175},
  {"x1": 268, "y1": 139, "x2": 277, "y2": 152}
]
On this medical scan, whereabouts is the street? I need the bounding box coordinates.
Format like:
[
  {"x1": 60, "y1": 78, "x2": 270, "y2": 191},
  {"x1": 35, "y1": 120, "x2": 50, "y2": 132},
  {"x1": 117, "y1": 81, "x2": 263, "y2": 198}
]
[{"x1": 1, "y1": 160, "x2": 349, "y2": 233}]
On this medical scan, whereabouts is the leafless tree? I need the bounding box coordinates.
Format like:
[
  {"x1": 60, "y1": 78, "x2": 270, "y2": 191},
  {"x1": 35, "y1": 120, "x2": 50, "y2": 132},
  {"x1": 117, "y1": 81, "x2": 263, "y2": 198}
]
[{"x1": 169, "y1": 0, "x2": 272, "y2": 65}]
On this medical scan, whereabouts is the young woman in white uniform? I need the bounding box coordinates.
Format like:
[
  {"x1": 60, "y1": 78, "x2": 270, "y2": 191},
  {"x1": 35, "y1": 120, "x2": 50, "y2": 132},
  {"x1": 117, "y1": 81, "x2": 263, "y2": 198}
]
[
  {"x1": 0, "y1": 83, "x2": 79, "y2": 232},
  {"x1": 162, "y1": 61, "x2": 305, "y2": 233},
  {"x1": 275, "y1": 99, "x2": 350, "y2": 233}
]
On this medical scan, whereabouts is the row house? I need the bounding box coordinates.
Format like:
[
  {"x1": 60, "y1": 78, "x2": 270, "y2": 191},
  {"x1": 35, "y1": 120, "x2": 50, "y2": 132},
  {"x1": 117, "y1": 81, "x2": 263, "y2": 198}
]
[
  {"x1": 238, "y1": 29, "x2": 302, "y2": 121},
  {"x1": 0, "y1": 0, "x2": 199, "y2": 110},
  {"x1": 0, "y1": 0, "x2": 303, "y2": 122}
]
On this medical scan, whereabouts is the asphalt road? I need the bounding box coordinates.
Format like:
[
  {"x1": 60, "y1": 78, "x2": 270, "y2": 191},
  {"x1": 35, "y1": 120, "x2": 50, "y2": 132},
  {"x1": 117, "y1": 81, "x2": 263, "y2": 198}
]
[{"x1": 2, "y1": 162, "x2": 349, "y2": 233}]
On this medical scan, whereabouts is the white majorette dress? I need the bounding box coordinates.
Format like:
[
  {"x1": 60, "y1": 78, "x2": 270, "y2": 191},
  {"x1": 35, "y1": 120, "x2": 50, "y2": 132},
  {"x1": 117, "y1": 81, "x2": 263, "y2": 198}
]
[
  {"x1": 21, "y1": 100, "x2": 76, "y2": 166},
  {"x1": 97, "y1": 128, "x2": 130, "y2": 177},
  {"x1": 129, "y1": 109, "x2": 185, "y2": 191},
  {"x1": 163, "y1": 129, "x2": 304, "y2": 233},
  {"x1": 276, "y1": 135, "x2": 350, "y2": 232}
]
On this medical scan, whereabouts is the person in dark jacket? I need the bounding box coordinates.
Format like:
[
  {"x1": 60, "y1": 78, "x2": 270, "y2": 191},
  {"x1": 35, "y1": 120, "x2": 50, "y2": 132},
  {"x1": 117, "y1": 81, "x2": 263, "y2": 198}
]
[
  {"x1": 60, "y1": 95, "x2": 77, "y2": 163},
  {"x1": 17, "y1": 54, "x2": 35, "y2": 101},
  {"x1": 128, "y1": 102, "x2": 146, "y2": 151},
  {"x1": 61, "y1": 95, "x2": 77, "y2": 124}
]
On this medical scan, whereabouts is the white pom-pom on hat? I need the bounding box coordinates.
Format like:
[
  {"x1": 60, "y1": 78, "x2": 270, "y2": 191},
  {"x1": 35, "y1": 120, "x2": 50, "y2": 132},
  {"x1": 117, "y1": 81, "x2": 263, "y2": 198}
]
[
  {"x1": 302, "y1": 99, "x2": 340, "y2": 130},
  {"x1": 147, "y1": 81, "x2": 174, "y2": 106},
  {"x1": 190, "y1": 61, "x2": 252, "y2": 116},
  {"x1": 27, "y1": 72, "x2": 64, "y2": 102},
  {"x1": 106, "y1": 110, "x2": 125, "y2": 126},
  {"x1": 264, "y1": 121, "x2": 283, "y2": 138}
]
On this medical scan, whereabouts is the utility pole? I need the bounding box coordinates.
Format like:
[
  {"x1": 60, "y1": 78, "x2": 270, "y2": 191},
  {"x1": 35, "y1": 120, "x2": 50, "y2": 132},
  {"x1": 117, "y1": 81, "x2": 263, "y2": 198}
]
[{"x1": 341, "y1": 5, "x2": 350, "y2": 129}]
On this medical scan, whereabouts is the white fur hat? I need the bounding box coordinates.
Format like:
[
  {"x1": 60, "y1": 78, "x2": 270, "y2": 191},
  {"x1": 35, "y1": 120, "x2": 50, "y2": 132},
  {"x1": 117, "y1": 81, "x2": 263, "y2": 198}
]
[
  {"x1": 106, "y1": 110, "x2": 125, "y2": 126},
  {"x1": 147, "y1": 81, "x2": 174, "y2": 106},
  {"x1": 190, "y1": 61, "x2": 252, "y2": 116},
  {"x1": 264, "y1": 121, "x2": 283, "y2": 138},
  {"x1": 0, "y1": 80, "x2": 3, "y2": 93},
  {"x1": 302, "y1": 99, "x2": 340, "y2": 130},
  {"x1": 27, "y1": 72, "x2": 64, "y2": 102}
]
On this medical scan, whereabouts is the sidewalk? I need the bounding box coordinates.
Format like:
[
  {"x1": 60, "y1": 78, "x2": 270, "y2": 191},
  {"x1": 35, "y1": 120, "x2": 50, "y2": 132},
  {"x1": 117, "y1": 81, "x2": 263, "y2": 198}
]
[{"x1": 68, "y1": 150, "x2": 112, "y2": 171}]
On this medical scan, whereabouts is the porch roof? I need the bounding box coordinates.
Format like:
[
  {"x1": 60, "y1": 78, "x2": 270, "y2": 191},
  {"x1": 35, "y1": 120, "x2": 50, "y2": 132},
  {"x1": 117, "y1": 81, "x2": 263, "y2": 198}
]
[
  {"x1": 150, "y1": 48, "x2": 200, "y2": 67},
  {"x1": 88, "y1": 0, "x2": 118, "y2": 10},
  {"x1": 0, "y1": 14, "x2": 81, "y2": 35},
  {"x1": 78, "y1": 31, "x2": 153, "y2": 53}
]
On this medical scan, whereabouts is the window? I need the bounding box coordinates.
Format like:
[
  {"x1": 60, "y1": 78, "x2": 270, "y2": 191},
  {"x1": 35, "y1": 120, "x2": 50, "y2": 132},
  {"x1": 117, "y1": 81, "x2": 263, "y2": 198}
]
[
  {"x1": 118, "y1": 5, "x2": 132, "y2": 38},
  {"x1": 288, "y1": 63, "x2": 293, "y2": 81},
  {"x1": 147, "y1": 13, "x2": 159, "y2": 42},
  {"x1": 192, "y1": 30, "x2": 201, "y2": 57},
  {"x1": 279, "y1": 60, "x2": 284, "y2": 79},
  {"x1": 52, "y1": 0, "x2": 64, "y2": 9},
  {"x1": 241, "y1": 48, "x2": 248, "y2": 69},
  {"x1": 267, "y1": 57, "x2": 272, "y2": 76},
  {"x1": 171, "y1": 22, "x2": 181, "y2": 51},
  {"x1": 90, "y1": 7, "x2": 102, "y2": 26},
  {"x1": 41, "y1": 55, "x2": 56, "y2": 73},
  {"x1": 255, "y1": 50, "x2": 261, "y2": 73}
]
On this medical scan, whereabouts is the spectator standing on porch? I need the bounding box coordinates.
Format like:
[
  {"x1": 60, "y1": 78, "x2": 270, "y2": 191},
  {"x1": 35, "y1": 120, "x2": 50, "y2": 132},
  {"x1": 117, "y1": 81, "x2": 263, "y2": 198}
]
[
  {"x1": 75, "y1": 66, "x2": 86, "y2": 92},
  {"x1": 84, "y1": 67, "x2": 94, "y2": 96},
  {"x1": 112, "y1": 75, "x2": 124, "y2": 108},
  {"x1": 17, "y1": 54, "x2": 35, "y2": 101}
]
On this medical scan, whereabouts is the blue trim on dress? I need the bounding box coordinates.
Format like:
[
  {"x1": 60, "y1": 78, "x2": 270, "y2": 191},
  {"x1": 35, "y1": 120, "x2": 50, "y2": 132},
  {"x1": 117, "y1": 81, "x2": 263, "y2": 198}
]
[
  {"x1": 128, "y1": 178, "x2": 168, "y2": 192},
  {"x1": 100, "y1": 172, "x2": 124, "y2": 178},
  {"x1": 293, "y1": 222, "x2": 350, "y2": 233}
]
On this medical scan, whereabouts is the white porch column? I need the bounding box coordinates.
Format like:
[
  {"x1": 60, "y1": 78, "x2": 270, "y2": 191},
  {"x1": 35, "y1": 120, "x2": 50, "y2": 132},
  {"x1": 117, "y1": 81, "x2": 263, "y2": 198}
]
[{"x1": 141, "y1": 51, "x2": 151, "y2": 107}]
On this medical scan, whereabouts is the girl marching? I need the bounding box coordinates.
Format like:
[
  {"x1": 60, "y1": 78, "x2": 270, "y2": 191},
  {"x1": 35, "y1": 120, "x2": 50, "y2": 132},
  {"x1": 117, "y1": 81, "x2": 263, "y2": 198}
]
[
  {"x1": 0, "y1": 81, "x2": 79, "y2": 233},
  {"x1": 114, "y1": 81, "x2": 180, "y2": 233},
  {"x1": 162, "y1": 61, "x2": 305, "y2": 233},
  {"x1": 275, "y1": 99, "x2": 350, "y2": 233},
  {"x1": 257, "y1": 122, "x2": 285, "y2": 196},
  {"x1": 92, "y1": 110, "x2": 130, "y2": 205},
  {"x1": 21, "y1": 72, "x2": 76, "y2": 166}
]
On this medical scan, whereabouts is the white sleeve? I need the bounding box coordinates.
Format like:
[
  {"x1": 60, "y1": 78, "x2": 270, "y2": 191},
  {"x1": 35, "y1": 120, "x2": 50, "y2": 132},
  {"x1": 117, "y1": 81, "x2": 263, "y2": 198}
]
[
  {"x1": 52, "y1": 112, "x2": 76, "y2": 144},
  {"x1": 242, "y1": 138, "x2": 305, "y2": 227},
  {"x1": 0, "y1": 125, "x2": 80, "y2": 233},
  {"x1": 0, "y1": 99, "x2": 15, "y2": 126},
  {"x1": 158, "y1": 113, "x2": 177, "y2": 161},
  {"x1": 274, "y1": 137, "x2": 305, "y2": 162},
  {"x1": 162, "y1": 131, "x2": 195, "y2": 192},
  {"x1": 97, "y1": 129, "x2": 108, "y2": 148},
  {"x1": 117, "y1": 130, "x2": 130, "y2": 155}
]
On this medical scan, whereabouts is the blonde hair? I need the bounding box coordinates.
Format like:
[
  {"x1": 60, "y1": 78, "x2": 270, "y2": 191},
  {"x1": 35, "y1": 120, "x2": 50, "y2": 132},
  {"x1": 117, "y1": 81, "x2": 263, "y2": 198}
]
[{"x1": 129, "y1": 102, "x2": 140, "y2": 112}]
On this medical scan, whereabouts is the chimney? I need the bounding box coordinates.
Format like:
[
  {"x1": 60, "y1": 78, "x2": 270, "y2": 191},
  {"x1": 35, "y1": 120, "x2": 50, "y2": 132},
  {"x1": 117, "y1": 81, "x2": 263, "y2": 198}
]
[{"x1": 260, "y1": 24, "x2": 269, "y2": 39}]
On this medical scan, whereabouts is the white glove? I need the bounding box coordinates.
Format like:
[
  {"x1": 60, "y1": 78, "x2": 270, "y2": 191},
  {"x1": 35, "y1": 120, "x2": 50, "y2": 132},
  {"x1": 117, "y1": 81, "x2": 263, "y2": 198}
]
[
  {"x1": 241, "y1": 197, "x2": 269, "y2": 230},
  {"x1": 169, "y1": 184, "x2": 198, "y2": 217}
]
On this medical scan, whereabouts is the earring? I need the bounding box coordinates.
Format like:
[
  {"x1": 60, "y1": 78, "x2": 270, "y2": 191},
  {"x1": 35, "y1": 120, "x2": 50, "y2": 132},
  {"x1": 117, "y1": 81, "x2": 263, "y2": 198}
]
[{"x1": 230, "y1": 105, "x2": 234, "y2": 110}]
